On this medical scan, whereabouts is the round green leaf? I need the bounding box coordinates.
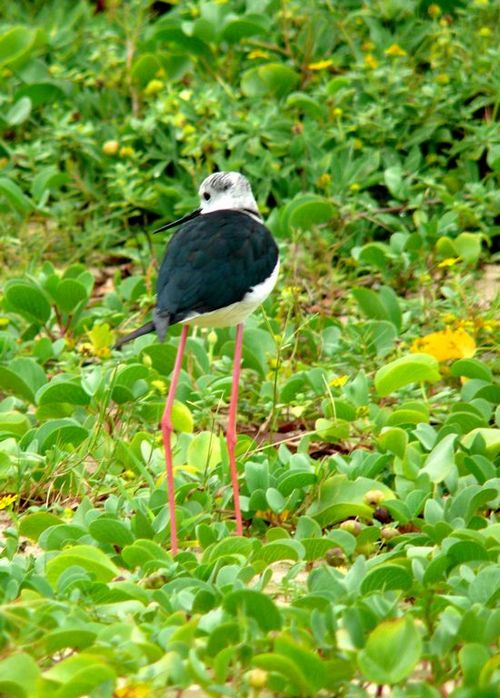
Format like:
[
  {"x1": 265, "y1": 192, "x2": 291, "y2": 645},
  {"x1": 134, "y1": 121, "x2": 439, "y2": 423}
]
[
  {"x1": 361, "y1": 564, "x2": 412, "y2": 593},
  {"x1": 358, "y1": 616, "x2": 422, "y2": 684},
  {"x1": 46, "y1": 544, "x2": 119, "y2": 587},
  {"x1": 5, "y1": 281, "x2": 51, "y2": 324},
  {"x1": 375, "y1": 353, "x2": 441, "y2": 396},
  {"x1": 224, "y1": 589, "x2": 282, "y2": 631}
]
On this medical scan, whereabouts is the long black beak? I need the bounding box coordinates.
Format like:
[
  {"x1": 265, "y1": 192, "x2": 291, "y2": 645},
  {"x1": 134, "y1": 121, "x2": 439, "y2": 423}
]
[{"x1": 153, "y1": 208, "x2": 202, "y2": 233}]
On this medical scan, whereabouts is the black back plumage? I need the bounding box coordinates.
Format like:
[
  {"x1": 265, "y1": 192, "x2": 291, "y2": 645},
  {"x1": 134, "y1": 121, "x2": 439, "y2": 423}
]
[{"x1": 154, "y1": 210, "x2": 278, "y2": 336}]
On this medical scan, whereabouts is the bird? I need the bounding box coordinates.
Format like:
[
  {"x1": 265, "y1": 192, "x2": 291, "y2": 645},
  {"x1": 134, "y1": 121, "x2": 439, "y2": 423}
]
[{"x1": 115, "y1": 172, "x2": 279, "y2": 554}]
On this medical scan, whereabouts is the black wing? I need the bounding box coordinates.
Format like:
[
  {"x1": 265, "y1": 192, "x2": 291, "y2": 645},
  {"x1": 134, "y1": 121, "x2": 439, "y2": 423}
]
[{"x1": 156, "y1": 210, "x2": 278, "y2": 326}]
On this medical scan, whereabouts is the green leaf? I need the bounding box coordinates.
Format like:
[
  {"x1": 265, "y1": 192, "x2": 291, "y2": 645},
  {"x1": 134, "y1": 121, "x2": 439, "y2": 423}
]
[
  {"x1": 459, "y1": 644, "x2": 491, "y2": 687},
  {"x1": 257, "y1": 539, "x2": 304, "y2": 564},
  {"x1": 375, "y1": 353, "x2": 441, "y2": 396},
  {"x1": 252, "y1": 653, "x2": 309, "y2": 694},
  {"x1": 6, "y1": 97, "x2": 32, "y2": 126},
  {"x1": 36, "y1": 380, "x2": 90, "y2": 406},
  {"x1": 19, "y1": 512, "x2": 63, "y2": 541},
  {"x1": 171, "y1": 401, "x2": 194, "y2": 433},
  {"x1": 378, "y1": 427, "x2": 408, "y2": 459},
  {"x1": 0, "y1": 178, "x2": 34, "y2": 214},
  {"x1": 358, "y1": 616, "x2": 422, "y2": 684},
  {"x1": 361, "y1": 564, "x2": 412, "y2": 593},
  {"x1": 131, "y1": 53, "x2": 162, "y2": 86},
  {"x1": 5, "y1": 280, "x2": 51, "y2": 324},
  {"x1": 43, "y1": 653, "x2": 115, "y2": 697},
  {"x1": 202, "y1": 536, "x2": 254, "y2": 564},
  {"x1": 88, "y1": 516, "x2": 134, "y2": 547},
  {"x1": 0, "y1": 357, "x2": 47, "y2": 402},
  {"x1": 187, "y1": 431, "x2": 221, "y2": 470},
  {"x1": 307, "y1": 474, "x2": 394, "y2": 526},
  {"x1": 51, "y1": 278, "x2": 88, "y2": 314},
  {"x1": 0, "y1": 411, "x2": 30, "y2": 438},
  {"x1": 462, "y1": 428, "x2": 500, "y2": 456},
  {"x1": 224, "y1": 589, "x2": 282, "y2": 631},
  {"x1": 421, "y1": 433, "x2": 457, "y2": 483},
  {"x1": 274, "y1": 634, "x2": 327, "y2": 692},
  {"x1": 451, "y1": 358, "x2": 492, "y2": 382},
  {"x1": 242, "y1": 62, "x2": 299, "y2": 98},
  {"x1": 454, "y1": 232, "x2": 482, "y2": 264},
  {"x1": 45, "y1": 544, "x2": 119, "y2": 587},
  {"x1": 0, "y1": 27, "x2": 35, "y2": 67},
  {"x1": 384, "y1": 165, "x2": 405, "y2": 199},
  {"x1": 282, "y1": 194, "x2": 334, "y2": 231},
  {"x1": 0, "y1": 652, "x2": 40, "y2": 698},
  {"x1": 29, "y1": 418, "x2": 89, "y2": 453}
]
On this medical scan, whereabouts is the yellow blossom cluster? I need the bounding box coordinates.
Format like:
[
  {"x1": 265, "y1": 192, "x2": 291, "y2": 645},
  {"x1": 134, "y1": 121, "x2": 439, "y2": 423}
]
[{"x1": 411, "y1": 328, "x2": 476, "y2": 362}]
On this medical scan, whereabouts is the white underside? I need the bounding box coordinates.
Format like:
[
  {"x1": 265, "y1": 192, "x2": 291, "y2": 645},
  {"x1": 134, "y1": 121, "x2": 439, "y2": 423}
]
[{"x1": 182, "y1": 259, "x2": 279, "y2": 328}]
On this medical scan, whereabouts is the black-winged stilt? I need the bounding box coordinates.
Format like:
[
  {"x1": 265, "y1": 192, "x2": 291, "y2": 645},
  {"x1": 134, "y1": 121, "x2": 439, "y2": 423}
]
[{"x1": 115, "y1": 172, "x2": 279, "y2": 554}]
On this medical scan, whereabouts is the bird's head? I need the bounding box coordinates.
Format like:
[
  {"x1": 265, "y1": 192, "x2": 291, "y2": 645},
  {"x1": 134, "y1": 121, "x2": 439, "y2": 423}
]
[
  {"x1": 154, "y1": 171, "x2": 260, "y2": 234},
  {"x1": 198, "y1": 172, "x2": 260, "y2": 218}
]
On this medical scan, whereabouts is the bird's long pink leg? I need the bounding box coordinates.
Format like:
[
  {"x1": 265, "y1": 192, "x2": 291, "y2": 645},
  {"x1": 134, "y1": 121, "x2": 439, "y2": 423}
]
[
  {"x1": 227, "y1": 322, "x2": 244, "y2": 536},
  {"x1": 161, "y1": 324, "x2": 189, "y2": 555}
]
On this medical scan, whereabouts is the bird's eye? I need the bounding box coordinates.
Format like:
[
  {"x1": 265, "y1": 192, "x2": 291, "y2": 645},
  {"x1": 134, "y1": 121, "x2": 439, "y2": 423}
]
[{"x1": 203, "y1": 192, "x2": 211, "y2": 201}]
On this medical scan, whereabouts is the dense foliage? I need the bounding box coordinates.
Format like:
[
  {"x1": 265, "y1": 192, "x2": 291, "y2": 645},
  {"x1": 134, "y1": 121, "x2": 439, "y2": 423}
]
[{"x1": 0, "y1": 1, "x2": 498, "y2": 696}]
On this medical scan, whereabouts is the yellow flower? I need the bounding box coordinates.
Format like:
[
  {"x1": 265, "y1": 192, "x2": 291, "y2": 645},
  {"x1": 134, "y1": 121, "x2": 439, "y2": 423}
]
[
  {"x1": 473, "y1": 0, "x2": 488, "y2": 5},
  {"x1": 477, "y1": 27, "x2": 492, "y2": 37},
  {"x1": 119, "y1": 146, "x2": 135, "y2": 158},
  {"x1": 385, "y1": 44, "x2": 407, "y2": 57},
  {"x1": 437, "y1": 257, "x2": 460, "y2": 268},
  {"x1": 144, "y1": 79, "x2": 163, "y2": 96},
  {"x1": 0, "y1": 494, "x2": 17, "y2": 510},
  {"x1": 349, "y1": 182, "x2": 360, "y2": 192},
  {"x1": 248, "y1": 49, "x2": 269, "y2": 60},
  {"x1": 364, "y1": 54, "x2": 379, "y2": 70},
  {"x1": 179, "y1": 89, "x2": 192, "y2": 101},
  {"x1": 330, "y1": 375, "x2": 348, "y2": 388},
  {"x1": 428, "y1": 4, "x2": 441, "y2": 18},
  {"x1": 411, "y1": 329, "x2": 476, "y2": 362},
  {"x1": 183, "y1": 124, "x2": 196, "y2": 136},
  {"x1": 353, "y1": 138, "x2": 363, "y2": 150},
  {"x1": 102, "y1": 140, "x2": 119, "y2": 155},
  {"x1": 85, "y1": 323, "x2": 115, "y2": 358},
  {"x1": 172, "y1": 113, "x2": 186, "y2": 128},
  {"x1": 332, "y1": 107, "x2": 343, "y2": 118},
  {"x1": 0, "y1": 316, "x2": 10, "y2": 327},
  {"x1": 151, "y1": 380, "x2": 167, "y2": 395},
  {"x1": 308, "y1": 59, "x2": 334, "y2": 71},
  {"x1": 317, "y1": 173, "x2": 331, "y2": 189}
]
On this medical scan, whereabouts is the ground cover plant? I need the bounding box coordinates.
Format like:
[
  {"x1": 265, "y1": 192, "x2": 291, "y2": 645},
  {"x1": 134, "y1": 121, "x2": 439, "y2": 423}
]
[{"x1": 0, "y1": 0, "x2": 499, "y2": 696}]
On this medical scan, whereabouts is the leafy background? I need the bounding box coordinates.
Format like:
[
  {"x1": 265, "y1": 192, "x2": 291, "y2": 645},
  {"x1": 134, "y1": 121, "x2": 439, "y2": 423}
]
[{"x1": 0, "y1": 0, "x2": 498, "y2": 697}]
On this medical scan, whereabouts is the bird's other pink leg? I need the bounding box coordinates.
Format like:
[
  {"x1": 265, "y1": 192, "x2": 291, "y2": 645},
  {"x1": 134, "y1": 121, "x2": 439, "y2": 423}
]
[
  {"x1": 161, "y1": 324, "x2": 189, "y2": 555},
  {"x1": 227, "y1": 322, "x2": 244, "y2": 536}
]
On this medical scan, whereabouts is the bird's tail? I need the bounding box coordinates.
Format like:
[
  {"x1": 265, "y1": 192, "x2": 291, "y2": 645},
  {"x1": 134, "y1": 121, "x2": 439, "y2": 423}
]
[{"x1": 113, "y1": 321, "x2": 155, "y2": 350}]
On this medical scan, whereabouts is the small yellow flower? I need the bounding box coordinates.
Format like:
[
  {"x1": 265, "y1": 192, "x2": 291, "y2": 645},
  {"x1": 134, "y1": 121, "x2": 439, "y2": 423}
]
[
  {"x1": 411, "y1": 329, "x2": 476, "y2": 361},
  {"x1": 151, "y1": 380, "x2": 167, "y2": 395},
  {"x1": 332, "y1": 107, "x2": 343, "y2": 118},
  {"x1": 385, "y1": 43, "x2": 407, "y2": 57},
  {"x1": 428, "y1": 4, "x2": 441, "y2": 18},
  {"x1": 144, "y1": 79, "x2": 163, "y2": 96},
  {"x1": 364, "y1": 54, "x2": 379, "y2": 70},
  {"x1": 435, "y1": 73, "x2": 450, "y2": 84},
  {"x1": 308, "y1": 59, "x2": 334, "y2": 71},
  {"x1": 353, "y1": 138, "x2": 363, "y2": 150},
  {"x1": 0, "y1": 494, "x2": 17, "y2": 510},
  {"x1": 183, "y1": 124, "x2": 196, "y2": 136},
  {"x1": 119, "y1": 146, "x2": 135, "y2": 158},
  {"x1": 477, "y1": 27, "x2": 492, "y2": 37},
  {"x1": 102, "y1": 140, "x2": 119, "y2": 155},
  {"x1": 248, "y1": 49, "x2": 269, "y2": 60},
  {"x1": 349, "y1": 182, "x2": 360, "y2": 192},
  {"x1": 317, "y1": 173, "x2": 331, "y2": 189},
  {"x1": 0, "y1": 316, "x2": 10, "y2": 327},
  {"x1": 172, "y1": 113, "x2": 186, "y2": 128},
  {"x1": 473, "y1": 0, "x2": 488, "y2": 5},
  {"x1": 330, "y1": 375, "x2": 348, "y2": 387},
  {"x1": 179, "y1": 89, "x2": 192, "y2": 101},
  {"x1": 361, "y1": 41, "x2": 375, "y2": 52},
  {"x1": 437, "y1": 257, "x2": 460, "y2": 268}
]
